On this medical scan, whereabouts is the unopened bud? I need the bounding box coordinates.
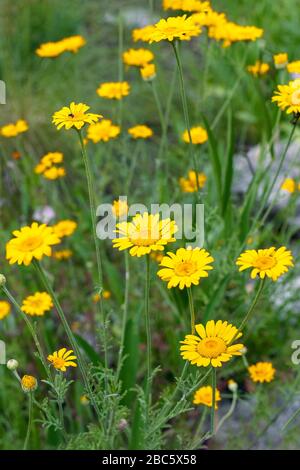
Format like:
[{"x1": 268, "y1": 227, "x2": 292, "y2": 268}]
[
  {"x1": 7, "y1": 359, "x2": 19, "y2": 371},
  {"x1": 0, "y1": 274, "x2": 6, "y2": 287}
]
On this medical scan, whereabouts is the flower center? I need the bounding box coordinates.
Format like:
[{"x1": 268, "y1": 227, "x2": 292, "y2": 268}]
[
  {"x1": 68, "y1": 113, "x2": 75, "y2": 118},
  {"x1": 174, "y1": 261, "x2": 197, "y2": 276},
  {"x1": 291, "y1": 90, "x2": 300, "y2": 105},
  {"x1": 253, "y1": 255, "x2": 276, "y2": 270},
  {"x1": 130, "y1": 227, "x2": 158, "y2": 246},
  {"x1": 197, "y1": 337, "x2": 227, "y2": 358},
  {"x1": 52, "y1": 357, "x2": 65, "y2": 369},
  {"x1": 19, "y1": 236, "x2": 43, "y2": 252}
]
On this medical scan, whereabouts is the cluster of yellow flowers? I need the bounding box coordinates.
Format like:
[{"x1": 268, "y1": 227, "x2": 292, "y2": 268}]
[
  {"x1": 123, "y1": 48, "x2": 156, "y2": 81},
  {"x1": 35, "y1": 152, "x2": 66, "y2": 180},
  {"x1": 247, "y1": 61, "x2": 270, "y2": 77},
  {"x1": 0, "y1": 119, "x2": 28, "y2": 138},
  {"x1": 36, "y1": 35, "x2": 86, "y2": 58}
]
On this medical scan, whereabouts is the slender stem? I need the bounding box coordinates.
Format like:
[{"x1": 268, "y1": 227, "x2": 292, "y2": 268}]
[
  {"x1": 172, "y1": 41, "x2": 200, "y2": 196},
  {"x1": 23, "y1": 393, "x2": 33, "y2": 450},
  {"x1": 117, "y1": 12, "x2": 124, "y2": 127},
  {"x1": 150, "y1": 80, "x2": 167, "y2": 186},
  {"x1": 33, "y1": 260, "x2": 103, "y2": 423},
  {"x1": 145, "y1": 254, "x2": 152, "y2": 405},
  {"x1": 237, "y1": 278, "x2": 266, "y2": 335},
  {"x1": 210, "y1": 368, "x2": 216, "y2": 436},
  {"x1": 117, "y1": 250, "x2": 130, "y2": 378},
  {"x1": 1, "y1": 285, "x2": 51, "y2": 380},
  {"x1": 58, "y1": 399, "x2": 67, "y2": 439},
  {"x1": 216, "y1": 390, "x2": 238, "y2": 432},
  {"x1": 187, "y1": 287, "x2": 195, "y2": 334}
]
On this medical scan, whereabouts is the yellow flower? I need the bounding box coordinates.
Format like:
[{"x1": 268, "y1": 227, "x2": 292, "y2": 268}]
[
  {"x1": 43, "y1": 166, "x2": 66, "y2": 180},
  {"x1": 21, "y1": 292, "x2": 53, "y2": 317},
  {"x1": 274, "y1": 53, "x2": 288, "y2": 69},
  {"x1": 0, "y1": 301, "x2": 11, "y2": 320},
  {"x1": 150, "y1": 252, "x2": 164, "y2": 263},
  {"x1": 247, "y1": 61, "x2": 270, "y2": 76},
  {"x1": 179, "y1": 170, "x2": 207, "y2": 192},
  {"x1": 287, "y1": 61, "x2": 300, "y2": 74},
  {"x1": 272, "y1": 78, "x2": 300, "y2": 114},
  {"x1": 163, "y1": 0, "x2": 211, "y2": 13},
  {"x1": 182, "y1": 126, "x2": 208, "y2": 144},
  {"x1": 87, "y1": 119, "x2": 121, "y2": 143},
  {"x1": 35, "y1": 41, "x2": 65, "y2": 58},
  {"x1": 208, "y1": 21, "x2": 263, "y2": 47},
  {"x1": 113, "y1": 212, "x2": 177, "y2": 257},
  {"x1": 35, "y1": 152, "x2": 64, "y2": 174},
  {"x1": 132, "y1": 25, "x2": 156, "y2": 43},
  {"x1": 191, "y1": 10, "x2": 226, "y2": 28},
  {"x1": 80, "y1": 394, "x2": 90, "y2": 405},
  {"x1": 60, "y1": 35, "x2": 86, "y2": 53},
  {"x1": 180, "y1": 320, "x2": 244, "y2": 367},
  {"x1": 48, "y1": 348, "x2": 77, "y2": 372},
  {"x1": 53, "y1": 220, "x2": 77, "y2": 238},
  {"x1": 21, "y1": 375, "x2": 38, "y2": 392},
  {"x1": 128, "y1": 125, "x2": 153, "y2": 139},
  {"x1": 149, "y1": 15, "x2": 201, "y2": 43},
  {"x1": 140, "y1": 63, "x2": 156, "y2": 81},
  {"x1": 281, "y1": 178, "x2": 296, "y2": 193},
  {"x1": 248, "y1": 362, "x2": 275, "y2": 383},
  {"x1": 6, "y1": 222, "x2": 61, "y2": 266},
  {"x1": 96, "y1": 81, "x2": 130, "y2": 100},
  {"x1": 52, "y1": 249, "x2": 73, "y2": 260},
  {"x1": 123, "y1": 48, "x2": 154, "y2": 67},
  {"x1": 157, "y1": 247, "x2": 213, "y2": 289},
  {"x1": 112, "y1": 199, "x2": 129, "y2": 218},
  {"x1": 92, "y1": 290, "x2": 111, "y2": 302},
  {"x1": 0, "y1": 119, "x2": 29, "y2": 137},
  {"x1": 193, "y1": 385, "x2": 221, "y2": 409},
  {"x1": 52, "y1": 102, "x2": 102, "y2": 130},
  {"x1": 236, "y1": 247, "x2": 294, "y2": 281}
]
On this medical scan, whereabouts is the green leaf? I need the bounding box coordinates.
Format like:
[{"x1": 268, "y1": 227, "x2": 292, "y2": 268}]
[{"x1": 202, "y1": 115, "x2": 223, "y2": 209}]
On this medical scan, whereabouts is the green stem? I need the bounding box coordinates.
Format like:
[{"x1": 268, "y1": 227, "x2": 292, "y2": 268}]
[
  {"x1": 23, "y1": 393, "x2": 33, "y2": 450},
  {"x1": 58, "y1": 399, "x2": 67, "y2": 440},
  {"x1": 237, "y1": 278, "x2": 266, "y2": 335},
  {"x1": 33, "y1": 260, "x2": 103, "y2": 424},
  {"x1": 117, "y1": 250, "x2": 130, "y2": 379},
  {"x1": 117, "y1": 12, "x2": 124, "y2": 127},
  {"x1": 216, "y1": 389, "x2": 238, "y2": 432},
  {"x1": 145, "y1": 254, "x2": 152, "y2": 406},
  {"x1": 172, "y1": 41, "x2": 200, "y2": 197},
  {"x1": 210, "y1": 368, "x2": 216, "y2": 436},
  {"x1": 187, "y1": 287, "x2": 195, "y2": 334}
]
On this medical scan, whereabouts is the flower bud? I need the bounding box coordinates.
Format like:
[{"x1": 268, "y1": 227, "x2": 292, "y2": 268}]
[
  {"x1": 7, "y1": 359, "x2": 19, "y2": 371},
  {"x1": 0, "y1": 274, "x2": 6, "y2": 287},
  {"x1": 228, "y1": 379, "x2": 238, "y2": 393},
  {"x1": 21, "y1": 375, "x2": 38, "y2": 393}
]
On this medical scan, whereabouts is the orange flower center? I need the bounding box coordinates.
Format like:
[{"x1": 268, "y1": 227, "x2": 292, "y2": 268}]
[
  {"x1": 175, "y1": 261, "x2": 197, "y2": 276},
  {"x1": 130, "y1": 227, "x2": 159, "y2": 246},
  {"x1": 19, "y1": 236, "x2": 43, "y2": 252},
  {"x1": 52, "y1": 357, "x2": 65, "y2": 369},
  {"x1": 291, "y1": 90, "x2": 300, "y2": 105},
  {"x1": 197, "y1": 337, "x2": 227, "y2": 358},
  {"x1": 253, "y1": 255, "x2": 276, "y2": 270}
]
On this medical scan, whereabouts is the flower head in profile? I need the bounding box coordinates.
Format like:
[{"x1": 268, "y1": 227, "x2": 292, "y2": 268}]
[
  {"x1": 208, "y1": 21, "x2": 263, "y2": 47},
  {"x1": 281, "y1": 178, "x2": 297, "y2": 193},
  {"x1": 60, "y1": 35, "x2": 86, "y2": 53},
  {"x1": 123, "y1": 48, "x2": 154, "y2": 67},
  {"x1": 132, "y1": 25, "x2": 156, "y2": 43},
  {"x1": 163, "y1": 0, "x2": 211, "y2": 13},
  {"x1": 6, "y1": 222, "x2": 61, "y2": 266},
  {"x1": 53, "y1": 220, "x2": 77, "y2": 238},
  {"x1": 179, "y1": 171, "x2": 206, "y2": 192},
  {"x1": 128, "y1": 125, "x2": 153, "y2": 139},
  {"x1": 157, "y1": 247, "x2": 213, "y2": 289},
  {"x1": 43, "y1": 167, "x2": 66, "y2": 180},
  {"x1": 52, "y1": 102, "x2": 102, "y2": 130},
  {"x1": 21, "y1": 292, "x2": 53, "y2": 317},
  {"x1": 96, "y1": 81, "x2": 130, "y2": 100},
  {"x1": 0, "y1": 301, "x2": 11, "y2": 320},
  {"x1": 52, "y1": 249, "x2": 73, "y2": 260},
  {"x1": 0, "y1": 119, "x2": 29, "y2": 138},
  {"x1": 247, "y1": 61, "x2": 270, "y2": 77},
  {"x1": 193, "y1": 385, "x2": 221, "y2": 409},
  {"x1": 48, "y1": 348, "x2": 77, "y2": 372},
  {"x1": 112, "y1": 199, "x2": 129, "y2": 218},
  {"x1": 113, "y1": 212, "x2": 177, "y2": 257},
  {"x1": 287, "y1": 61, "x2": 300, "y2": 74},
  {"x1": 236, "y1": 247, "x2": 294, "y2": 281},
  {"x1": 274, "y1": 53, "x2": 288, "y2": 69},
  {"x1": 35, "y1": 41, "x2": 65, "y2": 58},
  {"x1": 272, "y1": 79, "x2": 300, "y2": 115},
  {"x1": 87, "y1": 119, "x2": 120, "y2": 143},
  {"x1": 180, "y1": 320, "x2": 244, "y2": 367},
  {"x1": 140, "y1": 63, "x2": 156, "y2": 81},
  {"x1": 149, "y1": 15, "x2": 201, "y2": 43},
  {"x1": 248, "y1": 362, "x2": 275, "y2": 383},
  {"x1": 21, "y1": 375, "x2": 38, "y2": 393},
  {"x1": 182, "y1": 126, "x2": 208, "y2": 144}
]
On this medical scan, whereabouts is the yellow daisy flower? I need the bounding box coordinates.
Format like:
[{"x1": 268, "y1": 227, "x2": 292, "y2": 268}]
[
  {"x1": 52, "y1": 220, "x2": 77, "y2": 238},
  {"x1": 287, "y1": 60, "x2": 300, "y2": 74},
  {"x1": 132, "y1": 25, "x2": 156, "y2": 43},
  {"x1": 0, "y1": 300, "x2": 11, "y2": 320},
  {"x1": 52, "y1": 249, "x2": 73, "y2": 260},
  {"x1": 248, "y1": 362, "x2": 275, "y2": 383},
  {"x1": 182, "y1": 126, "x2": 208, "y2": 144},
  {"x1": 0, "y1": 119, "x2": 29, "y2": 138},
  {"x1": 236, "y1": 247, "x2": 294, "y2": 281},
  {"x1": 273, "y1": 53, "x2": 288, "y2": 69},
  {"x1": 157, "y1": 247, "x2": 213, "y2": 289},
  {"x1": 247, "y1": 61, "x2": 270, "y2": 76},
  {"x1": 21, "y1": 292, "x2": 53, "y2": 317},
  {"x1": 52, "y1": 102, "x2": 102, "y2": 131},
  {"x1": 180, "y1": 320, "x2": 244, "y2": 367},
  {"x1": 6, "y1": 222, "x2": 61, "y2": 266},
  {"x1": 60, "y1": 35, "x2": 86, "y2": 53},
  {"x1": 163, "y1": 0, "x2": 211, "y2": 13},
  {"x1": 123, "y1": 48, "x2": 154, "y2": 67},
  {"x1": 208, "y1": 21, "x2": 263, "y2": 47},
  {"x1": 96, "y1": 81, "x2": 130, "y2": 100},
  {"x1": 191, "y1": 10, "x2": 227, "y2": 28},
  {"x1": 48, "y1": 348, "x2": 77, "y2": 372},
  {"x1": 113, "y1": 212, "x2": 177, "y2": 257},
  {"x1": 193, "y1": 385, "x2": 221, "y2": 409},
  {"x1": 281, "y1": 178, "x2": 296, "y2": 193},
  {"x1": 112, "y1": 199, "x2": 129, "y2": 218},
  {"x1": 35, "y1": 41, "x2": 65, "y2": 58},
  {"x1": 87, "y1": 120, "x2": 120, "y2": 143},
  {"x1": 43, "y1": 166, "x2": 66, "y2": 180},
  {"x1": 21, "y1": 375, "x2": 38, "y2": 392},
  {"x1": 179, "y1": 170, "x2": 207, "y2": 192},
  {"x1": 272, "y1": 79, "x2": 300, "y2": 115},
  {"x1": 140, "y1": 63, "x2": 156, "y2": 81},
  {"x1": 128, "y1": 125, "x2": 153, "y2": 139},
  {"x1": 149, "y1": 15, "x2": 201, "y2": 43}
]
